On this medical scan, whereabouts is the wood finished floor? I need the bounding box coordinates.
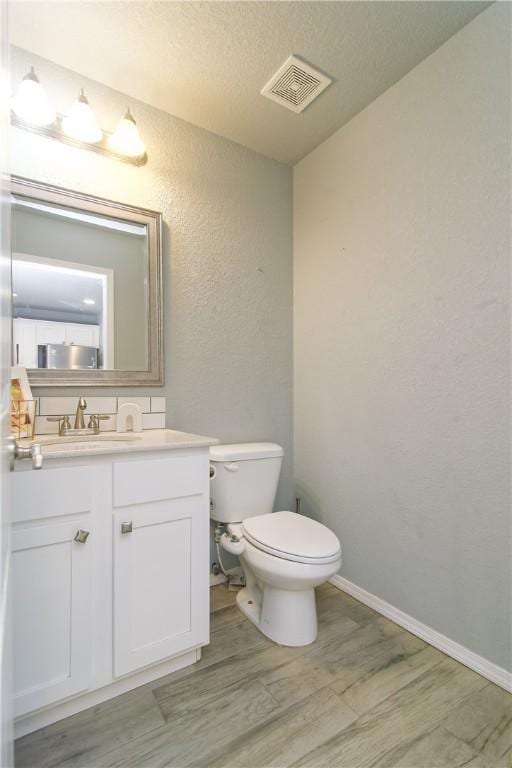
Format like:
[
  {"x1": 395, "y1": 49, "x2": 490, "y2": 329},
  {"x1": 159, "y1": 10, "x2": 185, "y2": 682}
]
[{"x1": 15, "y1": 584, "x2": 512, "y2": 768}]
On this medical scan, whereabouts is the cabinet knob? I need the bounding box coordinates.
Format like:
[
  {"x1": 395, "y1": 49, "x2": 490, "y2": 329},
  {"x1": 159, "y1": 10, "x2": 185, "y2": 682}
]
[
  {"x1": 74, "y1": 529, "x2": 90, "y2": 544},
  {"x1": 121, "y1": 521, "x2": 133, "y2": 535}
]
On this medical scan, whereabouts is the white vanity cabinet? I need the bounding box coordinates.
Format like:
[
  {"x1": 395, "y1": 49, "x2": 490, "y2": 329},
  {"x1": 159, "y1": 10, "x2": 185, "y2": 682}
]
[{"x1": 11, "y1": 434, "x2": 214, "y2": 737}]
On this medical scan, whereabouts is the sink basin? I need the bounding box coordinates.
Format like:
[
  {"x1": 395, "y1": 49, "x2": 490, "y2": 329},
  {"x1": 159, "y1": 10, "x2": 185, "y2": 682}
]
[
  {"x1": 40, "y1": 434, "x2": 142, "y2": 446},
  {"x1": 44, "y1": 440, "x2": 139, "y2": 453},
  {"x1": 34, "y1": 433, "x2": 143, "y2": 453}
]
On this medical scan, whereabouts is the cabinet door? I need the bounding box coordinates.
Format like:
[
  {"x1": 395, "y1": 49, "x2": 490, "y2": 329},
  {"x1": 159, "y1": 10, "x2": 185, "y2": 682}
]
[
  {"x1": 36, "y1": 321, "x2": 66, "y2": 346},
  {"x1": 113, "y1": 496, "x2": 209, "y2": 677},
  {"x1": 13, "y1": 318, "x2": 37, "y2": 368},
  {"x1": 65, "y1": 323, "x2": 98, "y2": 347},
  {"x1": 12, "y1": 518, "x2": 93, "y2": 717}
]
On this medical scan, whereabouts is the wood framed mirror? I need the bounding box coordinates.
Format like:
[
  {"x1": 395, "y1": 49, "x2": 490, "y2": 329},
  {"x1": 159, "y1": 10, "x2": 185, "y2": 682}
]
[{"x1": 11, "y1": 176, "x2": 163, "y2": 386}]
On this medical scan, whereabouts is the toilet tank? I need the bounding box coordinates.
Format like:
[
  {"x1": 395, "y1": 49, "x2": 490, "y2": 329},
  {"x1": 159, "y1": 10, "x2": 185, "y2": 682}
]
[{"x1": 209, "y1": 443, "x2": 283, "y2": 524}]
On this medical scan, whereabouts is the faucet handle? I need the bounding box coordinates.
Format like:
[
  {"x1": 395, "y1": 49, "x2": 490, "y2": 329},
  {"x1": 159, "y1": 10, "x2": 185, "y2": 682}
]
[
  {"x1": 88, "y1": 414, "x2": 110, "y2": 434},
  {"x1": 47, "y1": 416, "x2": 71, "y2": 436}
]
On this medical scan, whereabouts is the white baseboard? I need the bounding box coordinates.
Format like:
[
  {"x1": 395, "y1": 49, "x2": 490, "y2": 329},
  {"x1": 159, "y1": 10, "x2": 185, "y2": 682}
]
[
  {"x1": 329, "y1": 574, "x2": 512, "y2": 693},
  {"x1": 210, "y1": 572, "x2": 228, "y2": 587}
]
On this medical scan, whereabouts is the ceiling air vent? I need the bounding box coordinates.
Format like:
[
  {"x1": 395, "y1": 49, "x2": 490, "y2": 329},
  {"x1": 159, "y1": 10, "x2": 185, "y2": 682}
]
[{"x1": 261, "y1": 55, "x2": 332, "y2": 114}]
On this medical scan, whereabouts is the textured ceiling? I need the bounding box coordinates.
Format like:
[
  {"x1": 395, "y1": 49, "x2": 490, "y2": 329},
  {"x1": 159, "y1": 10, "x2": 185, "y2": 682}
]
[{"x1": 9, "y1": 1, "x2": 491, "y2": 165}]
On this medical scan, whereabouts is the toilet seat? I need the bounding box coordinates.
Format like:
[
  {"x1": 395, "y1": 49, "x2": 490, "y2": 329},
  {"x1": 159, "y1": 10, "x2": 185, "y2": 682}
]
[{"x1": 241, "y1": 510, "x2": 341, "y2": 565}]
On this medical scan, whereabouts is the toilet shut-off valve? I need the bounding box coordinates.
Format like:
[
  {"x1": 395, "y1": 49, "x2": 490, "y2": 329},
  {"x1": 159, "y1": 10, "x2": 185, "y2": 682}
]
[{"x1": 220, "y1": 530, "x2": 245, "y2": 556}]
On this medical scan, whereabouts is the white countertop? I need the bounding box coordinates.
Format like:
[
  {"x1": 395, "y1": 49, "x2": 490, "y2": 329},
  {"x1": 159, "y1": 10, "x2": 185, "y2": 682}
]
[{"x1": 24, "y1": 429, "x2": 219, "y2": 460}]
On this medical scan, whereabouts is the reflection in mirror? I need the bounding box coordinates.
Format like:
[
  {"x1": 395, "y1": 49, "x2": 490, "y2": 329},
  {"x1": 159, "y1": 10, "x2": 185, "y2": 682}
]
[{"x1": 12, "y1": 196, "x2": 149, "y2": 371}]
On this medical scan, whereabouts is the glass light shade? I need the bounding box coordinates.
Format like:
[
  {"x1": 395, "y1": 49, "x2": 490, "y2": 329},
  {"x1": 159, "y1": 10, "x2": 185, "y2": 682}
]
[
  {"x1": 109, "y1": 108, "x2": 145, "y2": 158},
  {"x1": 61, "y1": 89, "x2": 102, "y2": 144},
  {"x1": 11, "y1": 67, "x2": 56, "y2": 127}
]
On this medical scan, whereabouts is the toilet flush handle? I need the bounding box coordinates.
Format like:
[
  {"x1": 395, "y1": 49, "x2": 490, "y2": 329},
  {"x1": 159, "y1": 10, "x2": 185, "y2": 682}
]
[{"x1": 224, "y1": 462, "x2": 239, "y2": 472}]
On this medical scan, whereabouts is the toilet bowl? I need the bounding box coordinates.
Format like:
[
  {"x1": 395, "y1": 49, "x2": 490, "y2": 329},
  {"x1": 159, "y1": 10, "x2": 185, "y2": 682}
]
[
  {"x1": 210, "y1": 443, "x2": 342, "y2": 646},
  {"x1": 229, "y1": 511, "x2": 341, "y2": 645}
]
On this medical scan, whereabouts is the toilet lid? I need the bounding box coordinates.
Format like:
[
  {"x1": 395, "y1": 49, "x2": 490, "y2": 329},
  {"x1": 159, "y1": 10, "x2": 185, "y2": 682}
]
[{"x1": 242, "y1": 511, "x2": 341, "y2": 565}]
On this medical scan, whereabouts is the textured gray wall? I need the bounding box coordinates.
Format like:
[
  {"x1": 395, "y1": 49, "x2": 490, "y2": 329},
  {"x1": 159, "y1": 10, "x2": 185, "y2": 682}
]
[
  {"x1": 10, "y1": 47, "x2": 294, "y2": 566},
  {"x1": 294, "y1": 4, "x2": 511, "y2": 670}
]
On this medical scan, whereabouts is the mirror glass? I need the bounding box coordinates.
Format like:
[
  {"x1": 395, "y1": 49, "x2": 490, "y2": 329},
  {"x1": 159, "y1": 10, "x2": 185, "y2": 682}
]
[
  {"x1": 10, "y1": 177, "x2": 163, "y2": 387},
  {"x1": 12, "y1": 196, "x2": 149, "y2": 371}
]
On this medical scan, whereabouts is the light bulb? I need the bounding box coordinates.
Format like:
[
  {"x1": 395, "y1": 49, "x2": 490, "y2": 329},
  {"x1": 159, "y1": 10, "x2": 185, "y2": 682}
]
[
  {"x1": 109, "y1": 108, "x2": 145, "y2": 158},
  {"x1": 11, "y1": 67, "x2": 56, "y2": 127},
  {"x1": 61, "y1": 89, "x2": 102, "y2": 144}
]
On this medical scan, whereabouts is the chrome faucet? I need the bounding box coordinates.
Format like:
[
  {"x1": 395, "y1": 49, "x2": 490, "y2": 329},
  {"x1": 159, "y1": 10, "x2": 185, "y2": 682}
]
[{"x1": 74, "y1": 397, "x2": 87, "y2": 429}]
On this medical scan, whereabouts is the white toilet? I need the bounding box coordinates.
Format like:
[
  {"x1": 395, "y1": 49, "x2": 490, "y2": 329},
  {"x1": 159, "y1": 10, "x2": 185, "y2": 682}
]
[{"x1": 210, "y1": 442, "x2": 342, "y2": 646}]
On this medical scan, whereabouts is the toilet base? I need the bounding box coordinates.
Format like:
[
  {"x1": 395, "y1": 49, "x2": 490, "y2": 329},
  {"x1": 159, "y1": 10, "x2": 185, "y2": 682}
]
[{"x1": 236, "y1": 584, "x2": 317, "y2": 646}]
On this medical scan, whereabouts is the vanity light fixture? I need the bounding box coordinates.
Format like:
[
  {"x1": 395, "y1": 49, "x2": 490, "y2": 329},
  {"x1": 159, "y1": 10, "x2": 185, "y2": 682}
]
[
  {"x1": 61, "y1": 89, "x2": 102, "y2": 144},
  {"x1": 11, "y1": 67, "x2": 56, "y2": 127},
  {"x1": 11, "y1": 70, "x2": 147, "y2": 166},
  {"x1": 108, "y1": 107, "x2": 146, "y2": 159}
]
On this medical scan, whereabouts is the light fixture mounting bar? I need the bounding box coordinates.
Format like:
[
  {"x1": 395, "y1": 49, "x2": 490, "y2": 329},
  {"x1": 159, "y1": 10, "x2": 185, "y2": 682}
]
[{"x1": 11, "y1": 112, "x2": 148, "y2": 167}]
